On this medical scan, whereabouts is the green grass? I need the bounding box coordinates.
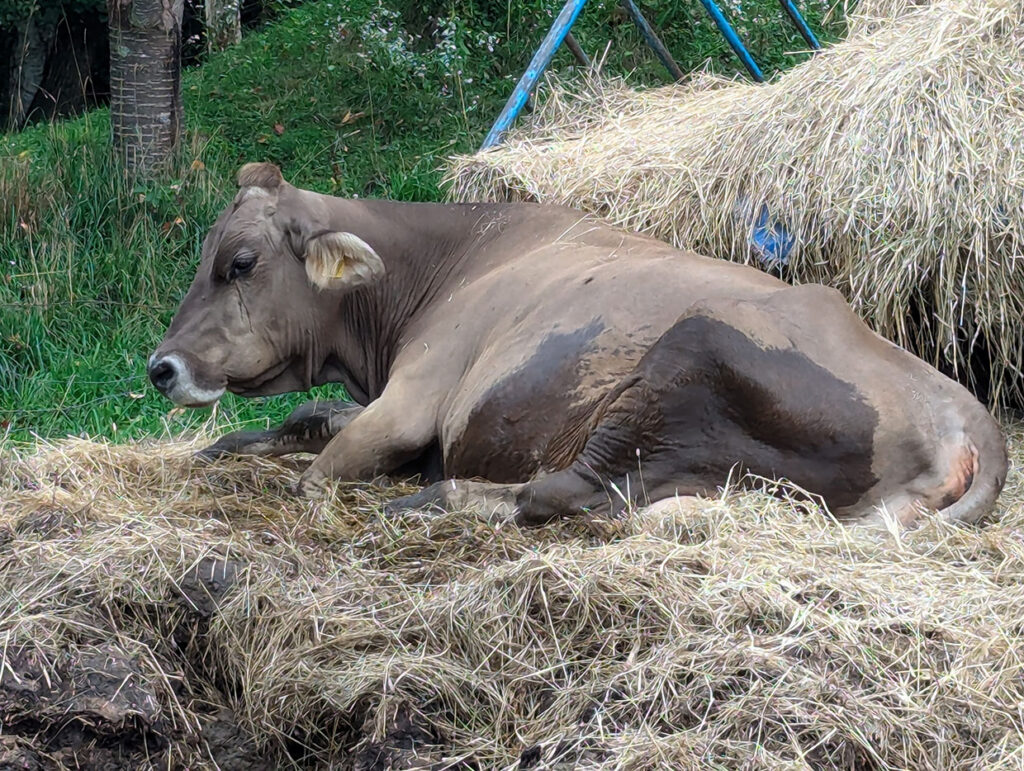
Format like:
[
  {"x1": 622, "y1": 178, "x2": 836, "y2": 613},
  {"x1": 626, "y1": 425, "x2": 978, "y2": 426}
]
[{"x1": 0, "y1": 0, "x2": 847, "y2": 445}]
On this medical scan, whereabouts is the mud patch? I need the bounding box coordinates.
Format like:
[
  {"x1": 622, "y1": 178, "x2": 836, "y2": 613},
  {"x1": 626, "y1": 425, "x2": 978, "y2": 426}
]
[
  {"x1": 0, "y1": 640, "x2": 270, "y2": 770},
  {"x1": 178, "y1": 556, "x2": 243, "y2": 617},
  {"x1": 200, "y1": 708, "x2": 271, "y2": 771},
  {"x1": 0, "y1": 643, "x2": 168, "y2": 769},
  {"x1": 0, "y1": 735, "x2": 51, "y2": 770},
  {"x1": 12, "y1": 507, "x2": 83, "y2": 540},
  {"x1": 352, "y1": 702, "x2": 448, "y2": 771}
]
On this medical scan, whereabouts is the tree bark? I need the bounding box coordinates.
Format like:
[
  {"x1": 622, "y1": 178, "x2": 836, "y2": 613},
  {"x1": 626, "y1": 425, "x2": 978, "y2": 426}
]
[
  {"x1": 7, "y1": 17, "x2": 53, "y2": 129},
  {"x1": 108, "y1": 0, "x2": 184, "y2": 174},
  {"x1": 44, "y1": 13, "x2": 111, "y2": 120},
  {"x1": 205, "y1": 0, "x2": 241, "y2": 53}
]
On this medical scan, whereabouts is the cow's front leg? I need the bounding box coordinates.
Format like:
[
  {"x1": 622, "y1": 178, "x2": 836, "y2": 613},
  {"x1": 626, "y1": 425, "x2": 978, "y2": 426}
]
[
  {"x1": 197, "y1": 399, "x2": 362, "y2": 460},
  {"x1": 294, "y1": 388, "x2": 437, "y2": 497}
]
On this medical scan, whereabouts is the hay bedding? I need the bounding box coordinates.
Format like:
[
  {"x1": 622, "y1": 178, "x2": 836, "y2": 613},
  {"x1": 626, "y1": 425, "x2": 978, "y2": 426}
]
[
  {"x1": 447, "y1": 0, "x2": 1024, "y2": 408},
  {"x1": 1, "y1": 430, "x2": 1024, "y2": 769}
]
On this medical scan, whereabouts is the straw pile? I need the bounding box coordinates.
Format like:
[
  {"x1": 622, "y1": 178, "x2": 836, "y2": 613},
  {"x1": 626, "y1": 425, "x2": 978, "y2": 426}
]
[
  {"x1": 447, "y1": 0, "x2": 1024, "y2": 407},
  {"x1": 843, "y1": 0, "x2": 936, "y2": 34},
  {"x1": 2, "y1": 426, "x2": 1024, "y2": 769}
]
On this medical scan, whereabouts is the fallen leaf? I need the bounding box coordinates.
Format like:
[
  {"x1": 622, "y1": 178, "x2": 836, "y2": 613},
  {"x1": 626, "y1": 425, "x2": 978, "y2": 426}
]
[
  {"x1": 273, "y1": 123, "x2": 285, "y2": 135},
  {"x1": 161, "y1": 216, "x2": 186, "y2": 234}
]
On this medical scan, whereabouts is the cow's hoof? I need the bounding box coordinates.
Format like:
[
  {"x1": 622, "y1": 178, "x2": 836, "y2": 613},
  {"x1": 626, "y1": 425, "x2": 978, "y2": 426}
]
[
  {"x1": 194, "y1": 429, "x2": 271, "y2": 463},
  {"x1": 194, "y1": 444, "x2": 230, "y2": 463},
  {"x1": 513, "y1": 508, "x2": 559, "y2": 528},
  {"x1": 383, "y1": 485, "x2": 446, "y2": 516},
  {"x1": 294, "y1": 469, "x2": 329, "y2": 499}
]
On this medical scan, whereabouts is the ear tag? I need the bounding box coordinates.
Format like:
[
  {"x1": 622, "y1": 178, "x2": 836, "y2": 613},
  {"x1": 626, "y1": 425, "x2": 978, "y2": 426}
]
[{"x1": 333, "y1": 261, "x2": 346, "y2": 279}]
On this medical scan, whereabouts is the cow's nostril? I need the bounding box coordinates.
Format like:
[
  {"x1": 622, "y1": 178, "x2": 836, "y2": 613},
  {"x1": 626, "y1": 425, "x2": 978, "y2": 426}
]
[{"x1": 148, "y1": 358, "x2": 178, "y2": 393}]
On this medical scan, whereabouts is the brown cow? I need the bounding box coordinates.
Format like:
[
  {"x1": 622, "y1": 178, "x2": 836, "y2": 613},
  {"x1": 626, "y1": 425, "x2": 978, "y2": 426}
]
[{"x1": 148, "y1": 162, "x2": 1008, "y2": 527}]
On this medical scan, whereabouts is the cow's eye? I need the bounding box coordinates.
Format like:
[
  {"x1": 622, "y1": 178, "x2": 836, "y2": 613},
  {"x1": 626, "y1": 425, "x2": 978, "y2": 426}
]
[{"x1": 229, "y1": 253, "x2": 257, "y2": 280}]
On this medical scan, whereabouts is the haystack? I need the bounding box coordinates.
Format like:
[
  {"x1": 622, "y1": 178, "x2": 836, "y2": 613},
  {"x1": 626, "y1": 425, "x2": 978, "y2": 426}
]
[
  {"x1": 3, "y1": 427, "x2": 1024, "y2": 768},
  {"x1": 447, "y1": 0, "x2": 1024, "y2": 407}
]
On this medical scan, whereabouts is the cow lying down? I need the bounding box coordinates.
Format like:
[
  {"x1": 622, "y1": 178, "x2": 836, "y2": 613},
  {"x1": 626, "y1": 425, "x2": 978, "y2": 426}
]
[{"x1": 148, "y1": 163, "x2": 1008, "y2": 528}]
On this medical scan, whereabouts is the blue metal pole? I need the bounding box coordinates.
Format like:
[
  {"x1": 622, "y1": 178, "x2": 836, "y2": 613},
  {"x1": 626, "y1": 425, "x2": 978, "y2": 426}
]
[
  {"x1": 480, "y1": 0, "x2": 589, "y2": 150},
  {"x1": 619, "y1": 0, "x2": 685, "y2": 81},
  {"x1": 564, "y1": 31, "x2": 591, "y2": 67},
  {"x1": 697, "y1": 0, "x2": 766, "y2": 82},
  {"x1": 778, "y1": 0, "x2": 821, "y2": 50}
]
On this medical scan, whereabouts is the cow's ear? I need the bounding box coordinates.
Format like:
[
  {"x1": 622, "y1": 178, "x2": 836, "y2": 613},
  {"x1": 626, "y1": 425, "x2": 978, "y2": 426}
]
[{"x1": 304, "y1": 231, "x2": 386, "y2": 291}]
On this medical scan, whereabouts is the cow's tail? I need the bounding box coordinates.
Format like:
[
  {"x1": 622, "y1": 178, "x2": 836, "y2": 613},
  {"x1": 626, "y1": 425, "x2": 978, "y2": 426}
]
[{"x1": 936, "y1": 405, "x2": 1009, "y2": 525}]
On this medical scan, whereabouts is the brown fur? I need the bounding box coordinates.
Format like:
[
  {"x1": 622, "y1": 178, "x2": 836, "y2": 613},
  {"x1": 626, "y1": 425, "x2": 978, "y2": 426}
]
[
  {"x1": 149, "y1": 163, "x2": 1009, "y2": 528},
  {"x1": 237, "y1": 161, "x2": 284, "y2": 190}
]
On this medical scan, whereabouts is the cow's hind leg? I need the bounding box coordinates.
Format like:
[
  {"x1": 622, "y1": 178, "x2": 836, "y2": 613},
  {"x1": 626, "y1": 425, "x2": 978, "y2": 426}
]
[
  {"x1": 384, "y1": 479, "x2": 524, "y2": 522},
  {"x1": 497, "y1": 301, "x2": 877, "y2": 526},
  {"x1": 391, "y1": 297, "x2": 887, "y2": 526},
  {"x1": 197, "y1": 400, "x2": 363, "y2": 460},
  {"x1": 386, "y1": 317, "x2": 728, "y2": 525},
  {"x1": 531, "y1": 297, "x2": 886, "y2": 523},
  {"x1": 387, "y1": 464, "x2": 667, "y2": 526},
  {"x1": 385, "y1": 471, "x2": 615, "y2": 527}
]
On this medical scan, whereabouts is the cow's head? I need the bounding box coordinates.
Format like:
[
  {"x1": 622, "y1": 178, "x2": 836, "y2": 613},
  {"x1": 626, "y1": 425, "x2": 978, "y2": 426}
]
[{"x1": 147, "y1": 162, "x2": 385, "y2": 406}]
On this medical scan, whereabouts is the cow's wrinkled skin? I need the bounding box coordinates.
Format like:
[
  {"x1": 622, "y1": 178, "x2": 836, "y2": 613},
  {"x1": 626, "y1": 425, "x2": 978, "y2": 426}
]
[{"x1": 149, "y1": 163, "x2": 1008, "y2": 528}]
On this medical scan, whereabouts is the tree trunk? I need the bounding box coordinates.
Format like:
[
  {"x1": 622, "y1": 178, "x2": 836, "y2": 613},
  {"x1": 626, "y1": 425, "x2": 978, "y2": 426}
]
[
  {"x1": 205, "y1": 0, "x2": 241, "y2": 53},
  {"x1": 7, "y1": 16, "x2": 53, "y2": 129},
  {"x1": 108, "y1": 0, "x2": 184, "y2": 174},
  {"x1": 43, "y1": 12, "x2": 111, "y2": 121}
]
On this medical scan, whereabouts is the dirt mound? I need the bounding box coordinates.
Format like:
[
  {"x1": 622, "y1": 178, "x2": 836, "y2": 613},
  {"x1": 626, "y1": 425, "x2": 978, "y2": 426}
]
[{"x1": 2, "y1": 430, "x2": 1024, "y2": 767}]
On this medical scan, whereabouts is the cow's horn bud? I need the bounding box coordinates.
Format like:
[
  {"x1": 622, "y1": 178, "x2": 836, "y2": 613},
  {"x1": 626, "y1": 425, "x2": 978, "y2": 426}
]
[{"x1": 237, "y1": 162, "x2": 284, "y2": 190}]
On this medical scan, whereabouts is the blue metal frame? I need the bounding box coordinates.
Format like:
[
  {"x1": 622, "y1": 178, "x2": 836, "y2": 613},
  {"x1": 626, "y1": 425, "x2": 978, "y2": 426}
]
[
  {"x1": 564, "y1": 31, "x2": 592, "y2": 67},
  {"x1": 480, "y1": 0, "x2": 822, "y2": 149},
  {"x1": 619, "y1": 0, "x2": 685, "y2": 81},
  {"x1": 697, "y1": 0, "x2": 766, "y2": 82},
  {"x1": 480, "y1": 0, "x2": 590, "y2": 150},
  {"x1": 778, "y1": 0, "x2": 821, "y2": 49}
]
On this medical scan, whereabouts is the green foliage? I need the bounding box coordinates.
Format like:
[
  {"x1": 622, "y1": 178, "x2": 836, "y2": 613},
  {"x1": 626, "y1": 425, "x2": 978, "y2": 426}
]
[{"x1": 0, "y1": 0, "x2": 847, "y2": 444}]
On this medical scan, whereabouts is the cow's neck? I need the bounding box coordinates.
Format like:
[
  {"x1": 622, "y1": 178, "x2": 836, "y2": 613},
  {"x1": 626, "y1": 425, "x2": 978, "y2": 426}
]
[{"x1": 313, "y1": 196, "x2": 479, "y2": 402}]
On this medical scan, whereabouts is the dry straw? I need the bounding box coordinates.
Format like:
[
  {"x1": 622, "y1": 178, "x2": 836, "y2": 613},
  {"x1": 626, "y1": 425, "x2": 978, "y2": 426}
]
[
  {"x1": 3, "y1": 425, "x2": 1024, "y2": 768},
  {"x1": 447, "y1": 0, "x2": 1024, "y2": 407}
]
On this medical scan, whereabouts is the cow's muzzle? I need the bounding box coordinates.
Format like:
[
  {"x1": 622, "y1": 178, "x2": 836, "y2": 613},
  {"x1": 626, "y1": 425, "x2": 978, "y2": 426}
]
[{"x1": 147, "y1": 352, "x2": 226, "y2": 407}]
